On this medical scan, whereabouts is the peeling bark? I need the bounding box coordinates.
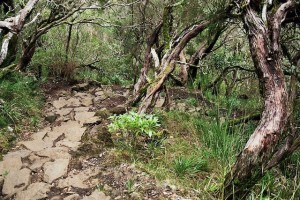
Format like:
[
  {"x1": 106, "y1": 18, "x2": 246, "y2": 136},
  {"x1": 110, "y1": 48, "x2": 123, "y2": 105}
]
[
  {"x1": 224, "y1": 1, "x2": 295, "y2": 199},
  {"x1": 178, "y1": 51, "x2": 188, "y2": 85}
]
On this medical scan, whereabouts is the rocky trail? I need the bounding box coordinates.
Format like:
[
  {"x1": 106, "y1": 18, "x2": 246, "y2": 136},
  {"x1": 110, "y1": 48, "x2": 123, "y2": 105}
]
[{"x1": 0, "y1": 83, "x2": 200, "y2": 200}]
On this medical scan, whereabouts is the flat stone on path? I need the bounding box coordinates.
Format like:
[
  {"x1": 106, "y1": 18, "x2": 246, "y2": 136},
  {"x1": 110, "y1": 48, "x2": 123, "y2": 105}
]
[
  {"x1": 28, "y1": 156, "x2": 51, "y2": 172},
  {"x1": 83, "y1": 116, "x2": 102, "y2": 126},
  {"x1": 3, "y1": 150, "x2": 31, "y2": 160},
  {"x1": 57, "y1": 167, "x2": 100, "y2": 189},
  {"x1": 19, "y1": 140, "x2": 52, "y2": 152},
  {"x1": 52, "y1": 121, "x2": 86, "y2": 142},
  {"x1": 65, "y1": 97, "x2": 81, "y2": 107},
  {"x1": 74, "y1": 111, "x2": 96, "y2": 124},
  {"x1": 56, "y1": 140, "x2": 81, "y2": 150},
  {"x1": 82, "y1": 190, "x2": 110, "y2": 200},
  {"x1": 43, "y1": 128, "x2": 66, "y2": 144},
  {"x1": 31, "y1": 127, "x2": 51, "y2": 140},
  {"x1": 2, "y1": 168, "x2": 31, "y2": 195},
  {"x1": 0, "y1": 154, "x2": 23, "y2": 175},
  {"x1": 81, "y1": 97, "x2": 93, "y2": 107},
  {"x1": 36, "y1": 147, "x2": 71, "y2": 160},
  {"x1": 43, "y1": 159, "x2": 70, "y2": 183},
  {"x1": 74, "y1": 107, "x2": 90, "y2": 112},
  {"x1": 55, "y1": 108, "x2": 73, "y2": 117},
  {"x1": 53, "y1": 98, "x2": 68, "y2": 109},
  {"x1": 15, "y1": 182, "x2": 51, "y2": 200},
  {"x1": 0, "y1": 89, "x2": 119, "y2": 199}
]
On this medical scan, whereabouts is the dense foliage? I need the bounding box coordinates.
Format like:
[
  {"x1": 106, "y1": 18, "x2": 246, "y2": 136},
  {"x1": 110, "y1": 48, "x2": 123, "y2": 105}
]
[{"x1": 0, "y1": 0, "x2": 300, "y2": 199}]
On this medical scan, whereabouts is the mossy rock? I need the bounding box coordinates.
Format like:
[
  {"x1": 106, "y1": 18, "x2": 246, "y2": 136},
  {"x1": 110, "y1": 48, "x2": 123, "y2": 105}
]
[
  {"x1": 95, "y1": 109, "x2": 112, "y2": 119},
  {"x1": 108, "y1": 106, "x2": 127, "y2": 115}
]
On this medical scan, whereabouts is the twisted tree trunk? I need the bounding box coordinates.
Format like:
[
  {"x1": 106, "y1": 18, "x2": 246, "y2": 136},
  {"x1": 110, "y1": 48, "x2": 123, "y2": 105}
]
[
  {"x1": 133, "y1": 22, "x2": 163, "y2": 96},
  {"x1": 138, "y1": 20, "x2": 210, "y2": 113},
  {"x1": 224, "y1": 1, "x2": 295, "y2": 199}
]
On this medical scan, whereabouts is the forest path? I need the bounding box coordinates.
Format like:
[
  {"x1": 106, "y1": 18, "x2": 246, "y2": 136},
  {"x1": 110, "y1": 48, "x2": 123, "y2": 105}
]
[
  {"x1": 0, "y1": 83, "x2": 198, "y2": 200},
  {"x1": 0, "y1": 83, "x2": 129, "y2": 200}
]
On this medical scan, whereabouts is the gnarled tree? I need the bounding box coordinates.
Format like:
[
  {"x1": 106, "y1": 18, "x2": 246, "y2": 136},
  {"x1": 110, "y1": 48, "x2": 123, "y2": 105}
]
[{"x1": 223, "y1": 0, "x2": 299, "y2": 199}]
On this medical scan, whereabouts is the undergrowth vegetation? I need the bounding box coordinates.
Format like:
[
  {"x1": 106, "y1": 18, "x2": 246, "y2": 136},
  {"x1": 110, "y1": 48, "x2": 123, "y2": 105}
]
[
  {"x1": 0, "y1": 73, "x2": 43, "y2": 154},
  {"x1": 107, "y1": 94, "x2": 300, "y2": 199}
]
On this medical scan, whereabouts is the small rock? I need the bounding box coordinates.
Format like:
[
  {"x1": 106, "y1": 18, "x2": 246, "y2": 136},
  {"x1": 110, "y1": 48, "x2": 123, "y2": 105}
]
[
  {"x1": 15, "y1": 182, "x2": 51, "y2": 200},
  {"x1": 43, "y1": 158, "x2": 70, "y2": 183},
  {"x1": 72, "y1": 83, "x2": 90, "y2": 92},
  {"x1": 130, "y1": 192, "x2": 141, "y2": 200},
  {"x1": 104, "y1": 184, "x2": 112, "y2": 191},
  {"x1": 81, "y1": 97, "x2": 94, "y2": 107},
  {"x1": 45, "y1": 112, "x2": 59, "y2": 123},
  {"x1": 31, "y1": 127, "x2": 51, "y2": 140},
  {"x1": 28, "y1": 156, "x2": 51, "y2": 172},
  {"x1": 95, "y1": 91, "x2": 105, "y2": 97},
  {"x1": 155, "y1": 98, "x2": 165, "y2": 108}
]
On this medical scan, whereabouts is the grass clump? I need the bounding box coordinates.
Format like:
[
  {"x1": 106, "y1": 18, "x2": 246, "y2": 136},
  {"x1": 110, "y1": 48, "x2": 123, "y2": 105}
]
[
  {"x1": 0, "y1": 73, "x2": 44, "y2": 153},
  {"x1": 174, "y1": 155, "x2": 208, "y2": 177}
]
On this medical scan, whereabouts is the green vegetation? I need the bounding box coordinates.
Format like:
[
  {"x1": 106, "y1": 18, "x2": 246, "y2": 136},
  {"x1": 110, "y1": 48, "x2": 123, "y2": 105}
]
[
  {"x1": 0, "y1": 73, "x2": 43, "y2": 153},
  {"x1": 0, "y1": 0, "x2": 299, "y2": 199},
  {"x1": 108, "y1": 112, "x2": 162, "y2": 148}
]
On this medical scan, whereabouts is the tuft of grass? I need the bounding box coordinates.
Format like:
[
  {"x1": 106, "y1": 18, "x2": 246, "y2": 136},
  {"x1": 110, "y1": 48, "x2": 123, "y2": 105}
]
[
  {"x1": 173, "y1": 155, "x2": 208, "y2": 177},
  {"x1": 125, "y1": 179, "x2": 135, "y2": 192},
  {"x1": 186, "y1": 97, "x2": 199, "y2": 107}
]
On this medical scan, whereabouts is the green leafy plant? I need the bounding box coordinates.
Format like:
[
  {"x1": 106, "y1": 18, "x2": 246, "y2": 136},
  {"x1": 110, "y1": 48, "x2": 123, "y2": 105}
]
[{"x1": 108, "y1": 111, "x2": 161, "y2": 147}]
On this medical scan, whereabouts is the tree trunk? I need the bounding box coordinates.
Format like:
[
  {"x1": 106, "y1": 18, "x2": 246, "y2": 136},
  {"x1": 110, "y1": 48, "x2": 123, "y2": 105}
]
[
  {"x1": 0, "y1": 31, "x2": 18, "y2": 68},
  {"x1": 178, "y1": 51, "x2": 188, "y2": 85},
  {"x1": 187, "y1": 28, "x2": 223, "y2": 84},
  {"x1": 133, "y1": 22, "x2": 163, "y2": 96},
  {"x1": 17, "y1": 41, "x2": 36, "y2": 72},
  {"x1": 138, "y1": 20, "x2": 210, "y2": 113},
  {"x1": 0, "y1": 0, "x2": 39, "y2": 67},
  {"x1": 224, "y1": 1, "x2": 294, "y2": 199},
  {"x1": 225, "y1": 70, "x2": 237, "y2": 96},
  {"x1": 65, "y1": 24, "x2": 73, "y2": 64}
]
